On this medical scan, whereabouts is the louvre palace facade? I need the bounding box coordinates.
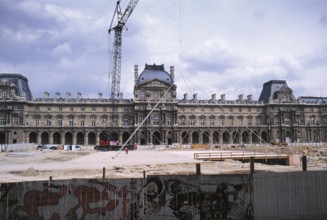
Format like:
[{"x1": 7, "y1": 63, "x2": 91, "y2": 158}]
[{"x1": 0, "y1": 64, "x2": 327, "y2": 147}]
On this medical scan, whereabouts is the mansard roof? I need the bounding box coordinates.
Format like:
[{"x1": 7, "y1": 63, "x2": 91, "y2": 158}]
[
  {"x1": 0, "y1": 73, "x2": 33, "y2": 100},
  {"x1": 258, "y1": 80, "x2": 295, "y2": 103},
  {"x1": 137, "y1": 64, "x2": 173, "y2": 86}
]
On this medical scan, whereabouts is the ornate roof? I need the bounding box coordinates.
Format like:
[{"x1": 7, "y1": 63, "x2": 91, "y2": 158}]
[
  {"x1": 137, "y1": 64, "x2": 173, "y2": 86},
  {"x1": 0, "y1": 73, "x2": 33, "y2": 100},
  {"x1": 259, "y1": 80, "x2": 295, "y2": 103}
]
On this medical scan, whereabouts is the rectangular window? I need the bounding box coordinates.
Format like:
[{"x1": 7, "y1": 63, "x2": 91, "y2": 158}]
[
  {"x1": 220, "y1": 118, "x2": 224, "y2": 126},
  {"x1": 91, "y1": 117, "x2": 96, "y2": 126},
  {"x1": 200, "y1": 118, "x2": 205, "y2": 126},
  {"x1": 210, "y1": 118, "x2": 214, "y2": 126},
  {"x1": 166, "y1": 92, "x2": 171, "y2": 101},
  {"x1": 140, "y1": 91, "x2": 145, "y2": 100},
  {"x1": 36, "y1": 106, "x2": 40, "y2": 112},
  {"x1": 124, "y1": 107, "x2": 128, "y2": 112},
  {"x1": 0, "y1": 114, "x2": 6, "y2": 125},
  {"x1": 154, "y1": 91, "x2": 158, "y2": 101},
  {"x1": 210, "y1": 107, "x2": 214, "y2": 112},
  {"x1": 102, "y1": 117, "x2": 106, "y2": 126},
  {"x1": 35, "y1": 117, "x2": 40, "y2": 126},
  {"x1": 310, "y1": 116, "x2": 315, "y2": 125},
  {"x1": 201, "y1": 107, "x2": 204, "y2": 112},
  {"x1": 248, "y1": 118, "x2": 252, "y2": 125},
  {"x1": 256, "y1": 118, "x2": 262, "y2": 125},
  {"x1": 2, "y1": 90, "x2": 7, "y2": 99},
  {"x1": 81, "y1": 107, "x2": 85, "y2": 112},
  {"x1": 239, "y1": 118, "x2": 243, "y2": 126},
  {"x1": 229, "y1": 118, "x2": 234, "y2": 126},
  {"x1": 113, "y1": 107, "x2": 117, "y2": 112},
  {"x1": 13, "y1": 116, "x2": 19, "y2": 126},
  {"x1": 113, "y1": 118, "x2": 117, "y2": 126},
  {"x1": 80, "y1": 118, "x2": 85, "y2": 126},
  {"x1": 153, "y1": 115, "x2": 160, "y2": 125},
  {"x1": 92, "y1": 107, "x2": 96, "y2": 112},
  {"x1": 256, "y1": 108, "x2": 260, "y2": 113},
  {"x1": 180, "y1": 118, "x2": 185, "y2": 126},
  {"x1": 323, "y1": 118, "x2": 327, "y2": 125},
  {"x1": 181, "y1": 108, "x2": 184, "y2": 113},
  {"x1": 239, "y1": 107, "x2": 242, "y2": 112},
  {"x1": 47, "y1": 107, "x2": 51, "y2": 112},
  {"x1": 190, "y1": 118, "x2": 195, "y2": 126},
  {"x1": 124, "y1": 119, "x2": 129, "y2": 126},
  {"x1": 191, "y1": 107, "x2": 194, "y2": 113},
  {"x1": 58, "y1": 106, "x2": 63, "y2": 112},
  {"x1": 58, "y1": 118, "x2": 63, "y2": 126},
  {"x1": 70, "y1": 107, "x2": 74, "y2": 112},
  {"x1": 220, "y1": 107, "x2": 223, "y2": 112},
  {"x1": 69, "y1": 117, "x2": 74, "y2": 126},
  {"x1": 229, "y1": 107, "x2": 233, "y2": 112},
  {"x1": 46, "y1": 117, "x2": 52, "y2": 126},
  {"x1": 103, "y1": 107, "x2": 107, "y2": 112},
  {"x1": 168, "y1": 116, "x2": 172, "y2": 125}
]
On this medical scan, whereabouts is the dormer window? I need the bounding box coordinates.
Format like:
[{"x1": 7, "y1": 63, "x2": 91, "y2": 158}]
[
  {"x1": 154, "y1": 91, "x2": 158, "y2": 101},
  {"x1": 2, "y1": 90, "x2": 7, "y2": 99},
  {"x1": 140, "y1": 90, "x2": 145, "y2": 100},
  {"x1": 283, "y1": 95, "x2": 287, "y2": 102}
]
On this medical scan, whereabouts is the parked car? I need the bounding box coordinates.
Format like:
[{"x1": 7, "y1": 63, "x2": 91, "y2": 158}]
[
  {"x1": 37, "y1": 145, "x2": 47, "y2": 150},
  {"x1": 49, "y1": 146, "x2": 57, "y2": 150}
]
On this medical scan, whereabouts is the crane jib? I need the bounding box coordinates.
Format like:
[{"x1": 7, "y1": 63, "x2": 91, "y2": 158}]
[{"x1": 108, "y1": 0, "x2": 139, "y2": 99}]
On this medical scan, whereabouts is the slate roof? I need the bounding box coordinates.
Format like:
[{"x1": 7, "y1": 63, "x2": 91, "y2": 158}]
[
  {"x1": 137, "y1": 64, "x2": 173, "y2": 86},
  {"x1": 0, "y1": 73, "x2": 33, "y2": 101},
  {"x1": 258, "y1": 80, "x2": 288, "y2": 104}
]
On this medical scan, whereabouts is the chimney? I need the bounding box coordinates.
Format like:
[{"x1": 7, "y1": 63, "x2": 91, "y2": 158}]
[
  {"x1": 134, "y1": 65, "x2": 138, "y2": 84},
  {"x1": 247, "y1": 94, "x2": 252, "y2": 101},
  {"x1": 66, "y1": 92, "x2": 71, "y2": 99},
  {"x1": 193, "y1": 93, "x2": 197, "y2": 100},
  {"x1": 44, "y1": 92, "x2": 49, "y2": 98},
  {"x1": 211, "y1": 93, "x2": 216, "y2": 101},
  {"x1": 221, "y1": 94, "x2": 226, "y2": 101},
  {"x1": 119, "y1": 92, "x2": 123, "y2": 100},
  {"x1": 184, "y1": 93, "x2": 188, "y2": 100},
  {"x1": 55, "y1": 92, "x2": 60, "y2": 99},
  {"x1": 238, "y1": 94, "x2": 244, "y2": 101},
  {"x1": 98, "y1": 92, "x2": 103, "y2": 99},
  {"x1": 170, "y1": 66, "x2": 175, "y2": 82},
  {"x1": 77, "y1": 92, "x2": 82, "y2": 99}
]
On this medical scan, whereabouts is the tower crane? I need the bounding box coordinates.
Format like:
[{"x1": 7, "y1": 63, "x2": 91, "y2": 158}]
[{"x1": 108, "y1": 0, "x2": 139, "y2": 99}]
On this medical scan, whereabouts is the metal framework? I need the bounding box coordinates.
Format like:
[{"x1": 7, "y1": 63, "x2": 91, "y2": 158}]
[{"x1": 108, "y1": 0, "x2": 139, "y2": 99}]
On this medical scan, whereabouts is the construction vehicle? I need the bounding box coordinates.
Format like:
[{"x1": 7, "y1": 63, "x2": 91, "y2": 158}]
[{"x1": 94, "y1": 140, "x2": 136, "y2": 151}]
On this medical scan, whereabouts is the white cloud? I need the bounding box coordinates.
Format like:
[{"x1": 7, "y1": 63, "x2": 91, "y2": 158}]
[{"x1": 0, "y1": 0, "x2": 326, "y2": 100}]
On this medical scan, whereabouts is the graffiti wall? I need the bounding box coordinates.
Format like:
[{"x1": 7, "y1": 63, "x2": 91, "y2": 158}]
[{"x1": 0, "y1": 175, "x2": 252, "y2": 219}]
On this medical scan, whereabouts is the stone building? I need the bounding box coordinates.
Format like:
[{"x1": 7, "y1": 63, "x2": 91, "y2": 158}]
[{"x1": 0, "y1": 64, "x2": 326, "y2": 146}]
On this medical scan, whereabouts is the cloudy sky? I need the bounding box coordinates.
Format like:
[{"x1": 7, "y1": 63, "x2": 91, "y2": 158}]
[{"x1": 1, "y1": 0, "x2": 326, "y2": 100}]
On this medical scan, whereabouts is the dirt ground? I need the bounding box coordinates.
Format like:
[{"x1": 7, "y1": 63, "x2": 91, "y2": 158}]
[{"x1": 1, "y1": 145, "x2": 327, "y2": 183}]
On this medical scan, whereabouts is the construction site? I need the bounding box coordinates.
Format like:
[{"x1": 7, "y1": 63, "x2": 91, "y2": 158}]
[{"x1": 1, "y1": 143, "x2": 326, "y2": 183}]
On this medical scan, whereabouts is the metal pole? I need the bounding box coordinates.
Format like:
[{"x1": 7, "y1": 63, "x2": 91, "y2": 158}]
[
  {"x1": 302, "y1": 156, "x2": 307, "y2": 171},
  {"x1": 103, "y1": 167, "x2": 106, "y2": 179},
  {"x1": 250, "y1": 157, "x2": 254, "y2": 174},
  {"x1": 196, "y1": 163, "x2": 201, "y2": 175}
]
